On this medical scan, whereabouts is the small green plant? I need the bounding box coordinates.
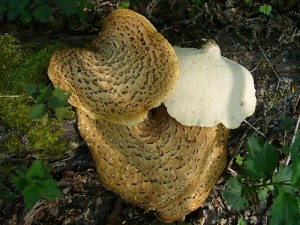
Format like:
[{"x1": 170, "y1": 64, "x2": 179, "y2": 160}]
[
  {"x1": 10, "y1": 160, "x2": 61, "y2": 209},
  {"x1": 223, "y1": 117, "x2": 300, "y2": 225},
  {"x1": 119, "y1": 1, "x2": 130, "y2": 9},
  {"x1": 119, "y1": 0, "x2": 140, "y2": 9},
  {"x1": 0, "y1": 0, "x2": 94, "y2": 23},
  {"x1": 55, "y1": 0, "x2": 95, "y2": 19},
  {"x1": 259, "y1": 4, "x2": 272, "y2": 16},
  {"x1": 24, "y1": 83, "x2": 72, "y2": 122},
  {"x1": 237, "y1": 217, "x2": 247, "y2": 225}
]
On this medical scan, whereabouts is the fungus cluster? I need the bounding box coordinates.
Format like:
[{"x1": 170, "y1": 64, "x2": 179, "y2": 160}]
[{"x1": 48, "y1": 9, "x2": 256, "y2": 223}]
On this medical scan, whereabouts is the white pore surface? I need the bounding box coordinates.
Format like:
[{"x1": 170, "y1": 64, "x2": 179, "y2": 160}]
[{"x1": 164, "y1": 43, "x2": 256, "y2": 128}]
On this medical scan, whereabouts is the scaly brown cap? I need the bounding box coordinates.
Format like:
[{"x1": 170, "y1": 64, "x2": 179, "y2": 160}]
[{"x1": 48, "y1": 9, "x2": 179, "y2": 125}]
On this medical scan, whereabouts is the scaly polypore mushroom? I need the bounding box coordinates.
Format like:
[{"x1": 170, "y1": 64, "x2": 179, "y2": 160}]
[
  {"x1": 77, "y1": 105, "x2": 229, "y2": 223},
  {"x1": 48, "y1": 9, "x2": 179, "y2": 125},
  {"x1": 164, "y1": 41, "x2": 256, "y2": 129},
  {"x1": 48, "y1": 9, "x2": 232, "y2": 223}
]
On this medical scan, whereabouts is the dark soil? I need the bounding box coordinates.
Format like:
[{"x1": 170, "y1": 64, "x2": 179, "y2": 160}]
[{"x1": 0, "y1": 0, "x2": 299, "y2": 224}]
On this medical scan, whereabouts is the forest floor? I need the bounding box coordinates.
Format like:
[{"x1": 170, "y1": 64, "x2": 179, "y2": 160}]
[{"x1": 0, "y1": 0, "x2": 299, "y2": 225}]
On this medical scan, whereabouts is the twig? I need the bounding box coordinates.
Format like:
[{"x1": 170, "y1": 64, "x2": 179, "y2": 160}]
[
  {"x1": 0, "y1": 95, "x2": 21, "y2": 98},
  {"x1": 254, "y1": 33, "x2": 281, "y2": 89},
  {"x1": 227, "y1": 167, "x2": 238, "y2": 177},
  {"x1": 292, "y1": 114, "x2": 300, "y2": 144},
  {"x1": 180, "y1": 40, "x2": 199, "y2": 44},
  {"x1": 243, "y1": 119, "x2": 266, "y2": 138},
  {"x1": 286, "y1": 113, "x2": 300, "y2": 165},
  {"x1": 293, "y1": 94, "x2": 300, "y2": 115},
  {"x1": 250, "y1": 59, "x2": 262, "y2": 73}
]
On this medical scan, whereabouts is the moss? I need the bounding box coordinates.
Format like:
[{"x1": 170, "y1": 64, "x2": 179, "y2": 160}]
[
  {"x1": 0, "y1": 96, "x2": 70, "y2": 158},
  {"x1": 0, "y1": 96, "x2": 32, "y2": 132},
  {"x1": 0, "y1": 134, "x2": 25, "y2": 154},
  {"x1": 0, "y1": 34, "x2": 69, "y2": 95},
  {"x1": 0, "y1": 161, "x2": 21, "y2": 172},
  {"x1": 27, "y1": 122, "x2": 69, "y2": 158},
  {"x1": 0, "y1": 34, "x2": 25, "y2": 76},
  {"x1": 0, "y1": 35, "x2": 73, "y2": 162}
]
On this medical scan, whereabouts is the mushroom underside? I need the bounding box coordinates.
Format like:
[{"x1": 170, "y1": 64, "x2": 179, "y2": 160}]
[
  {"x1": 164, "y1": 43, "x2": 256, "y2": 129},
  {"x1": 77, "y1": 105, "x2": 229, "y2": 222}
]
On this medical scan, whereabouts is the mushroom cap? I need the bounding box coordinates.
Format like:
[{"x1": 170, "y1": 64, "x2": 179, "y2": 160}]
[
  {"x1": 77, "y1": 105, "x2": 229, "y2": 223},
  {"x1": 164, "y1": 41, "x2": 256, "y2": 129},
  {"x1": 48, "y1": 9, "x2": 179, "y2": 125}
]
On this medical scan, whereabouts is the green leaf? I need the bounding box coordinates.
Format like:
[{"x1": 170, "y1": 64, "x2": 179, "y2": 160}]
[
  {"x1": 9, "y1": 160, "x2": 61, "y2": 210},
  {"x1": 270, "y1": 192, "x2": 300, "y2": 225},
  {"x1": 85, "y1": 2, "x2": 94, "y2": 10},
  {"x1": 280, "y1": 115, "x2": 293, "y2": 131},
  {"x1": 10, "y1": 169, "x2": 28, "y2": 191},
  {"x1": 33, "y1": 4, "x2": 51, "y2": 23},
  {"x1": 291, "y1": 157, "x2": 300, "y2": 187},
  {"x1": 236, "y1": 154, "x2": 244, "y2": 166},
  {"x1": 26, "y1": 160, "x2": 49, "y2": 181},
  {"x1": 23, "y1": 83, "x2": 39, "y2": 97},
  {"x1": 15, "y1": 168, "x2": 27, "y2": 177},
  {"x1": 78, "y1": 0, "x2": 86, "y2": 8},
  {"x1": 54, "y1": 107, "x2": 70, "y2": 121},
  {"x1": 237, "y1": 217, "x2": 247, "y2": 225},
  {"x1": 55, "y1": 0, "x2": 78, "y2": 16},
  {"x1": 7, "y1": 10, "x2": 18, "y2": 21},
  {"x1": 290, "y1": 131, "x2": 300, "y2": 161},
  {"x1": 36, "y1": 85, "x2": 52, "y2": 104},
  {"x1": 223, "y1": 177, "x2": 249, "y2": 210},
  {"x1": 39, "y1": 179, "x2": 61, "y2": 200},
  {"x1": 284, "y1": 131, "x2": 300, "y2": 187},
  {"x1": 28, "y1": 103, "x2": 46, "y2": 119},
  {"x1": 243, "y1": 135, "x2": 279, "y2": 179},
  {"x1": 47, "y1": 89, "x2": 70, "y2": 109},
  {"x1": 258, "y1": 185, "x2": 273, "y2": 203},
  {"x1": 272, "y1": 166, "x2": 294, "y2": 193},
  {"x1": 282, "y1": 145, "x2": 291, "y2": 155},
  {"x1": 119, "y1": 2, "x2": 130, "y2": 9},
  {"x1": 259, "y1": 4, "x2": 272, "y2": 16},
  {"x1": 22, "y1": 183, "x2": 44, "y2": 209}
]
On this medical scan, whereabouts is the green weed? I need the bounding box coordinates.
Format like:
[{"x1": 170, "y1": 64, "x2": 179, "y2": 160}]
[
  {"x1": 10, "y1": 160, "x2": 61, "y2": 209},
  {"x1": 24, "y1": 83, "x2": 72, "y2": 122},
  {"x1": 259, "y1": 4, "x2": 272, "y2": 16},
  {"x1": 223, "y1": 115, "x2": 300, "y2": 225}
]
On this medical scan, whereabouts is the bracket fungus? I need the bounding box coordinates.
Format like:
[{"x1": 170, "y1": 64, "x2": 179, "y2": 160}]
[
  {"x1": 77, "y1": 105, "x2": 229, "y2": 222},
  {"x1": 164, "y1": 41, "x2": 256, "y2": 129},
  {"x1": 47, "y1": 9, "x2": 248, "y2": 223},
  {"x1": 48, "y1": 9, "x2": 179, "y2": 125}
]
